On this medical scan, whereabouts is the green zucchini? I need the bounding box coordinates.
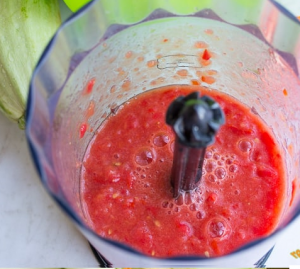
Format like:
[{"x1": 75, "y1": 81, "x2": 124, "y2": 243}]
[{"x1": 0, "y1": 0, "x2": 61, "y2": 129}]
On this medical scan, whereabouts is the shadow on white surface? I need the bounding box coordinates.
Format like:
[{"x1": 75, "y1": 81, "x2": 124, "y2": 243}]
[{"x1": 0, "y1": 113, "x2": 96, "y2": 267}]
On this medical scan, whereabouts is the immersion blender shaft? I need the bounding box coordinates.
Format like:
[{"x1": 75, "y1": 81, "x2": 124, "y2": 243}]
[{"x1": 166, "y1": 92, "x2": 225, "y2": 198}]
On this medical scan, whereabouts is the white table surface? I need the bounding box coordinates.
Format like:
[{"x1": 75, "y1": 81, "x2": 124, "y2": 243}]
[{"x1": 1, "y1": 0, "x2": 300, "y2": 267}]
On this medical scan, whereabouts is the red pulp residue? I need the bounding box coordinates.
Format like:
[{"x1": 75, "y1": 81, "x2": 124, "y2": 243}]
[
  {"x1": 79, "y1": 123, "x2": 87, "y2": 138},
  {"x1": 290, "y1": 178, "x2": 297, "y2": 206},
  {"x1": 83, "y1": 78, "x2": 96, "y2": 95},
  {"x1": 202, "y1": 49, "x2": 212, "y2": 61}
]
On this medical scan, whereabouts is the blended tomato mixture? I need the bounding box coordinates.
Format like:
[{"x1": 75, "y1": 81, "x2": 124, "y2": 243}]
[{"x1": 81, "y1": 85, "x2": 286, "y2": 258}]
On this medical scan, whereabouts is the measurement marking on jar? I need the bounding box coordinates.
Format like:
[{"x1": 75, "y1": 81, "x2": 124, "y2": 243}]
[{"x1": 157, "y1": 54, "x2": 201, "y2": 69}]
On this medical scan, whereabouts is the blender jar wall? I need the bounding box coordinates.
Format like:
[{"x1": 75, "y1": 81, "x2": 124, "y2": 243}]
[{"x1": 26, "y1": 0, "x2": 300, "y2": 266}]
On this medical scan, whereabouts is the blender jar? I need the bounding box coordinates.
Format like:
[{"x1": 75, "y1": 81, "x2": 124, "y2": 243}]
[{"x1": 26, "y1": 0, "x2": 300, "y2": 266}]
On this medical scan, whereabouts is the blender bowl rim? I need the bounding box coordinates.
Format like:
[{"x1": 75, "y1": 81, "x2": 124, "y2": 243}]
[{"x1": 25, "y1": 0, "x2": 300, "y2": 262}]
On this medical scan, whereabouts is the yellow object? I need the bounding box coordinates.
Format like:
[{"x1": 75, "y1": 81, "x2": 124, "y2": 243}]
[{"x1": 63, "y1": 0, "x2": 92, "y2": 12}]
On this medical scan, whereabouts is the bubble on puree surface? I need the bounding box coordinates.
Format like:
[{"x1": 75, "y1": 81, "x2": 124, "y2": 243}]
[{"x1": 81, "y1": 85, "x2": 286, "y2": 258}]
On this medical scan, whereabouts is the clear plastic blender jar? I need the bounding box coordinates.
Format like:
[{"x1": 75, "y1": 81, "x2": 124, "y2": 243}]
[{"x1": 26, "y1": 0, "x2": 300, "y2": 266}]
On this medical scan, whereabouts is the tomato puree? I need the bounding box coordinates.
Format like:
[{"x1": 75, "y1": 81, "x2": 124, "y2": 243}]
[{"x1": 81, "y1": 85, "x2": 286, "y2": 258}]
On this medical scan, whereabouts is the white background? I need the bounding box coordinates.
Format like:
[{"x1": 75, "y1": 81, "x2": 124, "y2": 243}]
[{"x1": 1, "y1": 0, "x2": 300, "y2": 267}]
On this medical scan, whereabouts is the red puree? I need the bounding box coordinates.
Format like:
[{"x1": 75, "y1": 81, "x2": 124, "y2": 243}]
[{"x1": 81, "y1": 85, "x2": 286, "y2": 258}]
